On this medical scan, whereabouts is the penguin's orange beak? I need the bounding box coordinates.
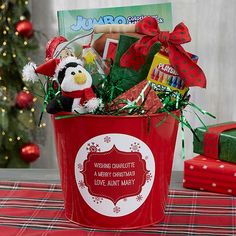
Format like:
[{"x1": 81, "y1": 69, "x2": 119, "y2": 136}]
[{"x1": 74, "y1": 72, "x2": 87, "y2": 84}]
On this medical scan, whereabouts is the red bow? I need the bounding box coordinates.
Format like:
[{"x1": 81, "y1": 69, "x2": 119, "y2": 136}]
[
  {"x1": 120, "y1": 17, "x2": 206, "y2": 88},
  {"x1": 62, "y1": 87, "x2": 96, "y2": 105}
]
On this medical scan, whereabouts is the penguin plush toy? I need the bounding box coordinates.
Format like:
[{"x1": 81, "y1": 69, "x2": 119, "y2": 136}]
[{"x1": 46, "y1": 56, "x2": 101, "y2": 114}]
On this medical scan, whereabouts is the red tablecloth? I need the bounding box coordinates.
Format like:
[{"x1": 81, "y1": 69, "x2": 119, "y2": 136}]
[{"x1": 0, "y1": 181, "x2": 235, "y2": 236}]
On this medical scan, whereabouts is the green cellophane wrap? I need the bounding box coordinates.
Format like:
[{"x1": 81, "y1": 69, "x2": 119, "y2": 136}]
[{"x1": 108, "y1": 34, "x2": 161, "y2": 100}]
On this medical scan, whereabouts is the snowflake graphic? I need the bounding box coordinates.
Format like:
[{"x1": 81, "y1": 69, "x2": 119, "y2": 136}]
[
  {"x1": 77, "y1": 163, "x2": 83, "y2": 170},
  {"x1": 86, "y1": 142, "x2": 101, "y2": 153},
  {"x1": 113, "y1": 206, "x2": 120, "y2": 214},
  {"x1": 104, "y1": 136, "x2": 111, "y2": 143},
  {"x1": 92, "y1": 196, "x2": 103, "y2": 204},
  {"x1": 78, "y1": 180, "x2": 86, "y2": 189},
  {"x1": 129, "y1": 142, "x2": 141, "y2": 152},
  {"x1": 146, "y1": 171, "x2": 152, "y2": 183},
  {"x1": 136, "y1": 194, "x2": 143, "y2": 202}
]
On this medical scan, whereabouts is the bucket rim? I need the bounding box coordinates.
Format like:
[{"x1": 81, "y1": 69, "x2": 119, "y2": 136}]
[{"x1": 52, "y1": 110, "x2": 180, "y2": 119}]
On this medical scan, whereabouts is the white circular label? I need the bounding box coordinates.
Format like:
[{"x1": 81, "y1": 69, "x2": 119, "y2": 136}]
[{"x1": 74, "y1": 133, "x2": 155, "y2": 217}]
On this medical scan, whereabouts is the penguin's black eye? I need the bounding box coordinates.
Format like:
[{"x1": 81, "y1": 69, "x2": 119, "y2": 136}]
[
  {"x1": 71, "y1": 71, "x2": 75, "y2": 75},
  {"x1": 78, "y1": 70, "x2": 82, "y2": 73}
]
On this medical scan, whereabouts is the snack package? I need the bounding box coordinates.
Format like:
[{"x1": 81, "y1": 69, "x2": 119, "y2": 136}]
[{"x1": 82, "y1": 47, "x2": 108, "y2": 86}]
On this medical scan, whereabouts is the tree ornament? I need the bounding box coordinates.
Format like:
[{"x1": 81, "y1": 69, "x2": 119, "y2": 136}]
[
  {"x1": 20, "y1": 143, "x2": 40, "y2": 162},
  {"x1": 15, "y1": 20, "x2": 33, "y2": 38},
  {"x1": 16, "y1": 91, "x2": 34, "y2": 109}
]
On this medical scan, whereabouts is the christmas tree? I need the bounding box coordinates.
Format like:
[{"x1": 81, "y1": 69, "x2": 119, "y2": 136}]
[{"x1": 0, "y1": 0, "x2": 41, "y2": 167}]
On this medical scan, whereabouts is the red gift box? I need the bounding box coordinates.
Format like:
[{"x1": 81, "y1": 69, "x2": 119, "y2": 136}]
[{"x1": 183, "y1": 155, "x2": 236, "y2": 196}]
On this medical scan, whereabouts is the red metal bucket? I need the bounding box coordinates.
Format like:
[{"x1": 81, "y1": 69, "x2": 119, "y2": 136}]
[{"x1": 52, "y1": 111, "x2": 179, "y2": 229}]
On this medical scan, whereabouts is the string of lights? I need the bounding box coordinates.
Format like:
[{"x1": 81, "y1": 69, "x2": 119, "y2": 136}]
[{"x1": 0, "y1": 0, "x2": 44, "y2": 167}]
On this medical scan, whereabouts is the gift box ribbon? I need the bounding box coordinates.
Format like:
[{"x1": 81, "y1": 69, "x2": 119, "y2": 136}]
[
  {"x1": 120, "y1": 16, "x2": 206, "y2": 88},
  {"x1": 203, "y1": 122, "x2": 236, "y2": 159}
]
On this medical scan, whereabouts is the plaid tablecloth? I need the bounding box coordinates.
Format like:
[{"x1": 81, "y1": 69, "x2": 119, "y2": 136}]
[{"x1": 0, "y1": 181, "x2": 235, "y2": 236}]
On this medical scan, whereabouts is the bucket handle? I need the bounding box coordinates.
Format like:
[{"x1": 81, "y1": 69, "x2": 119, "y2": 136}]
[
  {"x1": 54, "y1": 23, "x2": 137, "y2": 59},
  {"x1": 53, "y1": 30, "x2": 94, "y2": 58}
]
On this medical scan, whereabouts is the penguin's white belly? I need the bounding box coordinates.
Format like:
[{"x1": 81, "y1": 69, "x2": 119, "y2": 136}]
[{"x1": 72, "y1": 98, "x2": 86, "y2": 113}]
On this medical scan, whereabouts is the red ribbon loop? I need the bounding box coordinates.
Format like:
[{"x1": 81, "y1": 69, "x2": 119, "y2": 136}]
[
  {"x1": 136, "y1": 16, "x2": 158, "y2": 35},
  {"x1": 120, "y1": 16, "x2": 206, "y2": 88},
  {"x1": 158, "y1": 31, "x2": 170, "y2": 43}
]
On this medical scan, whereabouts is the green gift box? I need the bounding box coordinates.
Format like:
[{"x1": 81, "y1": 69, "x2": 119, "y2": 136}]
[
  {"x1": 109, "y1": 34, "x2": 161, "y2": 99},
  {"x1": 193, "y1": 122, "x2": 236, "y2": 164}
]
